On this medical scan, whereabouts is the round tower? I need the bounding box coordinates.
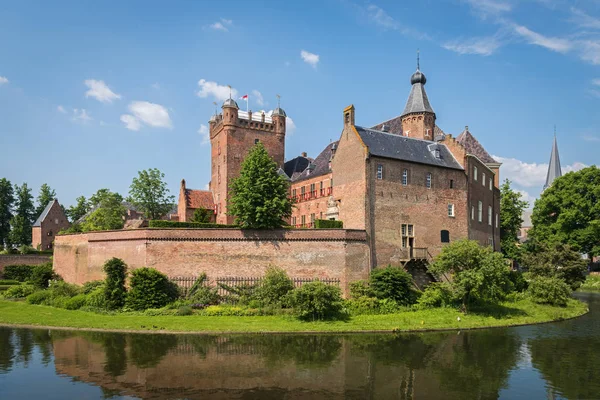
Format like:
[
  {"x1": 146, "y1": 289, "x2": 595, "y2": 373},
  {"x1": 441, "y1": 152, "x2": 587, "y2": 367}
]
[
  {"x1": 400, "y1": 55, "x2": 436, "y2": 140},
  {"x1": 272, "y1": 106, "x2": 287, "y2": 136},
  {"x1": 222, "y1": 98, "x2": 239, "y2": 125}
]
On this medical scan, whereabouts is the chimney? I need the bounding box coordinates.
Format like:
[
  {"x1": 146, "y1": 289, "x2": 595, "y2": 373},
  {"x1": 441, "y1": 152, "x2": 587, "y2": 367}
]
[
  {"x1": 301, "y1": 152, "x2": 307, "y2": 157},
  {"x1": 381, "y1": 124, "x2": 389, "y2": 132}
]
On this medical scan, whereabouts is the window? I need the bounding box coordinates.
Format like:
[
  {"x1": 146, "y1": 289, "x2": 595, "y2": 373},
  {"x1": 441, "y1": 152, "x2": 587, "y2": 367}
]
[
  {"x1": 488, "y1": 237, "x2": 494, "y2": 246},
  {"x1": 310, "y1": 183, "x2": 316, "y2": 196},
  {"x1": 402, "y1": 169, "x2": 408, "y2": 186},
  {"x1": 441, "y1": 230, "x2": 450, "y2": 243},
  {"x1": 408, "y1": 225, "x2": 414, "y2": 236},
  {"x1": 254, "y1": 138, "x2": 259, "y2": 144},
  {"x1": 478, "y1": 201, "x2": 483, "y2": 222},
  {"x1": 488, "y1": 206, "x2": 492, "y2": 225},
  {"x1": 376, "y1": 164, "x2": 383, "y2": 180},
  {"x1": 426, "y1": 173, "x2": 432, "y2": 189},
  {"x1": 448, "y1": 204, "x2": 455, "y2": 217},
  {"x1": 301, "y1": 215, "x2": 306, "y2": 227},
  {"x1": 301, "y1": 186, "x2": 305, "y2": 195},
  {"x1": 401, "y1": 224, "x2": 414, "y2": 248},
  {"x1": 402, "y1": 237, "x2": 408, "y2": 248},
  {"x1": 292, "y1": 189, "x2": 296, "y2": 197},
  {"x1": 401, "y1": 224, "x2": 407, "y2": 236},
  {"x1": 496, "y1": 213, "x2": 499, "y2": 228},
  {"x1": 450, "y1": 179, "x2": 454, "y2": 189},
  {"x1": 489, "y1": 179, "x2": 493, "y2": 190},
  {"x1": 292, "y1": 216, "x2": 296, "y2": 226},
  {"x1": 474, "y1": 166, "x2": 478, "y2": 181},
  {"x1": 218, "y1": 141, "x2": 221, "y2": 155},
  {"x1": 482, "y1": 173, "x2": 486, "y2": 186},
  {"x1": 471, "y1": 206, "x2": 475, "y2": 220}
]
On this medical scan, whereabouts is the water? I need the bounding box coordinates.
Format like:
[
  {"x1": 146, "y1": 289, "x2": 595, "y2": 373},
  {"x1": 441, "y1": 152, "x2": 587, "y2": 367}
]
[{"x1": 0, "y1": 292, "x2": 598, "y2": 399}]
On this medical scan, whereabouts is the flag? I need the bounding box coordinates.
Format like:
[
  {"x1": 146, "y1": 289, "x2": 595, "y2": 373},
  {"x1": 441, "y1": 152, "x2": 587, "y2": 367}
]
[{"x1": 240, "y1": 94, "x2": 248, "y2": 100}]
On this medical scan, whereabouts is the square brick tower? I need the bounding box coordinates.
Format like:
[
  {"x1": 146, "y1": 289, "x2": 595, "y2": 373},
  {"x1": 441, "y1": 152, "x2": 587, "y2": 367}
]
[{"x1": 209, "y1": 97, "x2": 286, "y2": 224}]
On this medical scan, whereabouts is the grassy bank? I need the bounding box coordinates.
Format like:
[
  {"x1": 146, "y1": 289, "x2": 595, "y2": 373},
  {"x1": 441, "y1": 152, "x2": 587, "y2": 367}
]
[
  {"x1": 580, "y1": 274, "x2": 600, "y2": 291},
  {"x1": 0, "y1": 298, "x2": 588, "y2": 334}
]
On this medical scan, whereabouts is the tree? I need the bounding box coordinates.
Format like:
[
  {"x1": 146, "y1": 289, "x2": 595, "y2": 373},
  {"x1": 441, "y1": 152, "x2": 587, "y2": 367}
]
[
  {"x1": 0, "y1": 178, "x2": 14, "y2": 249},
  {"x1": 127, "y1": 168, "x2": 175, "y2": 220},
  {"x1": 191, "y1": 207, "x2": 212, "y2": 223},
  {"x1": 499, "y1": 179, "x2": 529, "y2": 262},
  {"x1": 530, "y1": 166, "x2": 600, "y2": 258},
  {"x1": 66, "y1": 196, "x2": 91, "y2": 222},
  {"x1": 9, "y1": 183, "x2": 35, "y2": 246},
  {"x1": 81, "y1": 189, "x2": 125, "y2": 231},
  {"x1": 34, "y1": 183, "x2": 56, "y2": 220},
  {"x1": 228, "y1": 143, "x2": 292, "y2": 228},
  {"x1": 523, "y1": 242, "x2": 587, "y2": 290},
  {"x1": 428, "y1": 239, "x2": 512, "y2": 312}
]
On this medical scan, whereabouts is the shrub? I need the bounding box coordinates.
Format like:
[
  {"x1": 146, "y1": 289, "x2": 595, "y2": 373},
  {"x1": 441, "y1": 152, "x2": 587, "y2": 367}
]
[
  {"x1": 528, "y1": 276, "x2": 572, "y2": 307},
  {"x1": 189, "y1": 286, "x2": 221, "y2": 306},
  {"x1": 3, "y1": 265, "x2": 35, "y2": 282},
  {"x1": 349, "y1": 280, "x2": 373, "y2": 298},
  {"x1": 508, "y1": 270, "x2": 528, "y2": 293},
  {"x1": 345, "y1": 296, "x2": 380, "y2": 315},
  {"x1": 176, "y1": 305, "x2": 194, "y2": 316},
  {"x1": 199, "y1": 305, "x2": 262, "y2": 316},
  {"x1": 0, "y1": 280, "x2": 20, "y2": 286},
  {"x1": 30, "y1": 263, "x2": 55, "y2": 289},
  {"x1": 218, "y1": 283, "x2": 257, "y2": 305},
  {"x1": 369, "y1": 266, "x2": 415, "y2": 305},
  {"x1": 48, "y1": 280, "x2": 80, "y2": 297},
  {"x1": 417, "y1": 282, "x2": 457, "y2": 309},
  {"x1": 314, "y1": 219, "x2": 343, "y2": 229},
  {"x1": 103, "y1": 258, "x2": 127, "y2": 310},
  {"x1": 82, "y1": 280, "x2": 105, "y2": 294},
  {"x1": 287, "y1": 281, "x2": 345, "y2": 320},
  {"x1": 65, "y1": 294, "x2": 88, "y2": 310},
  {"x1": 26, "y1": 290, "x2": 53, "y2": 305},
  {"x1": 3, "y1": 284, "x2": 36, "y2": 299},
  {"x1": 48, "y1": 295, "x2": 71, "y2": 309},
  {"x1": 148, "y1": 220, "x2": 237, "y2": 229},
  {"x1": 255, "y1": 266, "x2": 294, "y2": 307},
  {"x1": 86, "y1": 287, "x2": 107, "y2": 309},
  {"x1": 18, "y1": 245, "x2": 38, "y2": 254},
  {"x1": 126, "y1": 268, "x2": 179, "y2": 310}
]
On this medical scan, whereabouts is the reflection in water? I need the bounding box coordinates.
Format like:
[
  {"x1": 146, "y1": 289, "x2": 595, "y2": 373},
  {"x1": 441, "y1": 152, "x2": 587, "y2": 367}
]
[{"x1": 0, "y1": 293, "x2": 598, "y2": 399}]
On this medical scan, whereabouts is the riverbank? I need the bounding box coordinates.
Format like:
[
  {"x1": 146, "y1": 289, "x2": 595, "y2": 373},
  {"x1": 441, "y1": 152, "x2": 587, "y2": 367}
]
[{"x1": 0, "y1": 298, "x2": 588, "y2": 334}]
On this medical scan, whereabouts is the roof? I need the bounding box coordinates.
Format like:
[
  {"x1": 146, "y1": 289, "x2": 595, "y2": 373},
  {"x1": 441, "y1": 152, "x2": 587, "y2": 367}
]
[
  {"x1": 371, "y1": 114, "x2": 447, "y2": 139},
  {"x1": 33, "y1": 199, "x2": 57, "y2": 227},
  {"x1": 544, "y1": 135, "x2": 562, "y2": 190},
  {"x1": 284, "y1": 155, "x2": 312, "y2": 179},
  {"x1": 185, "y1": 189, "x2": 215, "y2": 210},
  {"x1": 401, "y1": 76, "x2": 434, "y2": 116},
  {"x1": 354, "y1": 126, "x2": 464, "y2": 170},
  {"x1": 456, "y1": 128, "x2": 497, "y2": 164},
  {"x1": 287, "y1": 142, "x2": 338, "y2": 183}
]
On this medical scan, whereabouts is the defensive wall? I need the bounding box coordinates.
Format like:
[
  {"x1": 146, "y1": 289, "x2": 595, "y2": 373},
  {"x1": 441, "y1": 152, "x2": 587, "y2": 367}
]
[
  {"x1": 0, "y1": 254, "x2": 52, "y2": 275},
  {"x1": 53, "y1": 228, "x2": 370, "y2": 296}
]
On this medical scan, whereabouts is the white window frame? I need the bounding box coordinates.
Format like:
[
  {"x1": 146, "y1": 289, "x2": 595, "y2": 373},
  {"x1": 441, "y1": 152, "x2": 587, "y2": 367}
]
[
  {"x1": 482, "y1": 173, "x2": 486, "y2": 186},
  {"x1": 376, "y1": 164, "x2": 383, "y2": 180},
  {"x1": 488, "y1": 206, "x2": 492, "y2": 225},
  {"x1": 478, "y1": 201, "x2": 482, "y2": 222},
  {"x1": 474, "y1": 166, "x2": 478, "y2": 181},
  {"x1": 471, "y1": 206, "x2": 475, "y2": 220},
  {"x1": 426, "y1": 173, "x2": 432, "y2": 189},
  {"x1": 402, "y1": 169, "x2": 408, "y2": 186},
  {"x1": 495, "y1": 213, "x2": 499, "y2": 228},
  {"x1": 448, "y1": 203, "x2": 455, "y2": 217},
  {"x1": 489, "y1": 178, "x2": 492, "y2": 190}
]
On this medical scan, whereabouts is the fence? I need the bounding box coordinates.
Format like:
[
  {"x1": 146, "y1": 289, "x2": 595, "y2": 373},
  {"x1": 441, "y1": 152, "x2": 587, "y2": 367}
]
[{"x1": 169, "y1": 275, "x2": 341, "y2": 298}]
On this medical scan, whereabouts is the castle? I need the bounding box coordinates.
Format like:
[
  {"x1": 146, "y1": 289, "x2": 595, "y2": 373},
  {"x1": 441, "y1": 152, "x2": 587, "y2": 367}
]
[{"x1": 177, "y1": 63, "x2": 501, "y2": 266}]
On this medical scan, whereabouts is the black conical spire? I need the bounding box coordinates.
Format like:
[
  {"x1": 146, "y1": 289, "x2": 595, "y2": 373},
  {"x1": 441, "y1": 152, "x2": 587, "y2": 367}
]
[{"x1": 402, "y1": 51, "x2": 434, "y2": 116}]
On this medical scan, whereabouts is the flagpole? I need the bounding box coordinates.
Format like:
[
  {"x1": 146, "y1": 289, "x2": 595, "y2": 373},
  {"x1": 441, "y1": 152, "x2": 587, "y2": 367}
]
[{"x1": 246, "y1": 96, "x2": 249, "y2": 113}]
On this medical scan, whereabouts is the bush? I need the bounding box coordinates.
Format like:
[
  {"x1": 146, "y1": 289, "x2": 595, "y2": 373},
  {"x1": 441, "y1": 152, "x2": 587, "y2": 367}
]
[
  {"x1": 176, "y1": 305, "x2": 194, "y2": 316},
  {"x1": 103, "y1": 258, "x2": 127, "y2": 310},
  {"x1": 126, "y1": 268, "x2": 179, "y2": 310},
  {"x1": 314, "y1": 219, "x2": 343, "y2": 229},
  {"x1": 82, "y1": 280, "x2": 105, "y2": 294},
  {"x1": 48, "y1": 295, "x2": 71, "y2": 309},
  {"x1": 255, "y1": 266, "x2": 294, "y2": 307},
  {"x1": 349, "y1": 280, "x2": 373, "y2": 298},
  {"x1": 26, "y1": 290, "x2": 53, "y2": 305},
  {"x1": 0, "y1": 280, "x2": 20, "y2": 286},
  {"x1": 189, "y1": 286, "x2": 221, "y2": 306},
  {"x1": 528, "y1": 276, "x2": 572, "y2": 307},
  {"x1": 148, "y1": 220, "x2": 237, "y2": 229},
  {"x1": 3, "y1": 284, "x2": 36, "y2": 299},
  {"x1": 30, "y1": 263, "x2": 55, "y2": 289},
  {"x1": 199, "y1": 305, "x2": 262, "y2": 316},
  {"x1": 86, "y1": 287, "x2": 107, "y2": 309},
  {"x1": 18, "y1": 245, "x2": 38, "y2": 254},
  {"x1": 287, "y1": 281, "x2": 345, "y2": 320},
  {"x1": 48, "y1": 280, "x2": 80, "y2": 297},
  {"x1": 416, "y1": 282, "x2": 457, "y2": 309},
  {"x1": 3, "y1": 265, "x2": 35, "y2": 282},
  {"x1": 369, "y1": 266, "x2": 415, "y2": 305},
  {"x1": 64, "y1": 294, "x2": 88, "y2": 310},
  {"x1": 508, "y1": 270, "x2": 528, "y2": 293}
]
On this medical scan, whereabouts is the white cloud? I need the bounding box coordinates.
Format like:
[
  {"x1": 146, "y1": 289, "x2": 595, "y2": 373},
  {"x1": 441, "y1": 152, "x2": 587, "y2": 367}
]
[
  {"x1": 127, "y1": 101, "x2": 172, "y2": 129},
  {"x1": 515, "y1": 189, "x2": 535, "y2": 206},
  {"x1": 593, "y1": 79, "x2": 600, "y2": 86},
  {"x1": 367, "y1": 4, "x2": 400, "y2": 30},
  {"x1": 198, "y1": 124, "x2": 209, "y2": 144},
  {"x1": 57, "y1": 105, "x2": 66, "y2": 114},
  {"x1": 84, "y1": 79, "x2": 121, "y2": 103},
  {"x1": 208, "y1": 18, "x2": 233, "y2": 32},
  {"x1": 203, "y1": 183, "x2": 210, "y2": 190},
  {"x1": 252, "y1": 90, "x2": 264, "y2": 106},
  {"x1": 570, "y1": 7, "x2": 600, "y2": 30},
  {"x1": 0, "y1": 76, "x2": 8, "y2": 85},
  {"x1": 300, "y1": 50, "x2": 319, "y2": 67},
  {"x1": 579, "y1": 40, "x2": 600, "y2": 65},
  {"x1": 464, "y1": 0, "x2": 511, "y2": 18},
  {"x1": 563, "y1": 162, "x2": 588, "y2": 173},
  {"x1": 494, "y1": 155, "x2": 588, "y2": 187},
  {"x1": 197, "y1": 79, "x2": 237, "y2": 102},
  {"x1": 443, "y1": 36, "x2": 502, "y2": 56},
  {"x1": 72, "y1": 108, "x2": 92, "y2": 123},
  {"x1": 582, "y1": 134, "x2": 600, "y2": 142},
  {"x1": 286, "y1": 117, "x2": 296, "y2": 134},
  {"x1": 512, "y1": 24, "x2": 572, "y2": 53},
  {"x1": 151, "y1": 83, "x2": 160, "y2": 90},
  {"x1": 120, "y1": 114, "x2": 141, "y2": 131}
]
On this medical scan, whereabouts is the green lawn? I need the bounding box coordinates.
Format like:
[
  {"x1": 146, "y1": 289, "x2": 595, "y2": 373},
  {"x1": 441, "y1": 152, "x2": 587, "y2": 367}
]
[{"x1": 0, "y1": 298, "x2": 588, "y2": 334}]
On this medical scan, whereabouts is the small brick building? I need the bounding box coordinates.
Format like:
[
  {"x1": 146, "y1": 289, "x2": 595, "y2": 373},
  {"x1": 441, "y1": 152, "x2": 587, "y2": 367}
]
[{"x1": 32, "y1": 199, "x2": 70, "y2": 250}]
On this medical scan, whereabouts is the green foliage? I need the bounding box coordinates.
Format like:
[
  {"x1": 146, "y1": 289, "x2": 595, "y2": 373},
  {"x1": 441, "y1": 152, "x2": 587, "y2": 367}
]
[
  {"x1": 66, "y1": 196, "x2": 90, "y2": 223},
  {"x1": 0, "y1": 280, "x2": 19, "y2": 286},
  {"x1": 81, "y1": 189, "x2": 125, "y2": 231},
  {"x1": 103, "y1": 258, "x2": 127, "y2": 310},
  {"x1": 3, "y1": 284, "x2": 35, "y2": 299},
  {"x1": 428, "y1": 239, "x2": 512, "y2": 312},
  {"x1": 349, "y1": 280, "x2": 373, "y2": 298},
  {"x1": 127, "y1": 168, "x2": 175, "y2": 220},
  {"x1": 254, "y1": 266, "x2": 294, "y2": 307},
  {"x1": 17, "y1": 245, "x2": 37, "y2": 254},
  {"x1": 287, "y1": 281, "x2": 345, "y2": 320},
  {"x1": 416, "y1": 282, "x2": 458, "y2": 309},
  {"x1": 530, "y1": 166, "x2": 600, "y2": 258},
  {"x1": 65, "y1": 294, "x2": 88, "y2": 310},
  {"x1": 29, "y1": 263, "x2": 55, "y2": 289},
  {"x1": 189, "y1": 286, "x2": 221, "y2": 305},
  {"x1": 198, "y1": 305, "x2": 265, "y2": 316},
  {"x1": 528, "y1": 276, "x2": 571, "y2": 306},
  {"x1": 345, "y1": 296, "x2": 405, "y2": 315},
  {"x1": 148, "y1": 220, "x2": 236, "y2": 228},
  {"x1": 580, "y1": 274, "x2": 600, "y2": 291},
  {"x1": 47, "y1": 280, "x2": 80, "y2": 297},
  {"x1": 58, "y1": 223, "x2": 83, "y2": 235},
  {"x1": 191, "y1": 207, "x2": 212, "y2": 223},
  {"x1": 85, "y1": 287, "x2": 107, "y2": 309},
  {"x1": 507, "y1": 270, "x2": 528, "y2": 292},
  {"x1": 228, "y1": 142, "x2": 293, "y2": 228},
  {"x1": 26, "y1": 290, "x2": 53, "y2": 305},
  {"x1": 369, "y1": 266, "x2": 415, "y2": 305},
  {"x1": 217, "y1": 282, "x2": 257, "y2": 305},
  {"x1": 82, "y1": 280, "x2": 105, "y2": 294},
  {"x1": 314, "y1": 219, "x2": 343, "y2": 229},
  {"x1": 8, "y1": 183, "x2": 35, "y2": 246},
  {"x1": 176, "y1": 305, "x2": 194, "y2": 316},
  {"x1": 126, "y1": 267, "x2": 179, "y2": 310},
  {"x1": 524, "y1": 242, "x2": 587, "y2": 290},
  {"x1": 34, "y1": 183, "x2": 56, "y2": 221},
  {"x1": 0, "y1": 178, "x2": 15, "y2": 249},
  {"x1": 2, "y1": 265, "x2": 35, "y2": 282}
]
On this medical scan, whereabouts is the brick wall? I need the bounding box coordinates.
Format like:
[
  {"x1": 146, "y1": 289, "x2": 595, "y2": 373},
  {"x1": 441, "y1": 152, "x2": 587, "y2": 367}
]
[
  {"x1": 33, "y1": 200, "x2": 71, "y2": 250},
  {"x1": 290, "y1": 172, "x2": 333, "y2": 227},
  {"x1": 0, "y1": 254, "x2": 52, "y2": 275},
  {"x1": 53, "y1": 228, "x2": 370, "y2": 296}
]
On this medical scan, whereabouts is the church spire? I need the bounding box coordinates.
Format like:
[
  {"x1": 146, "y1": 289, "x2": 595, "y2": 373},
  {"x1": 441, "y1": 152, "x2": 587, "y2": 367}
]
[{"x1": 543, "y1": 130, "x2": 562, "y2": 190}]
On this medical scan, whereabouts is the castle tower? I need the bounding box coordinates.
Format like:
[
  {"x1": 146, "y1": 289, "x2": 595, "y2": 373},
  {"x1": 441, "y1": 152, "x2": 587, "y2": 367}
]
[
  {"x1": 543, "y1": 131, "x2": 562, "y2": 190},
  {"x1": 400, "y1": 54, "x2": 436, "y2": 140},
  {"x1": 209, "y1": 94, "x2": 287, "y2": 224}
]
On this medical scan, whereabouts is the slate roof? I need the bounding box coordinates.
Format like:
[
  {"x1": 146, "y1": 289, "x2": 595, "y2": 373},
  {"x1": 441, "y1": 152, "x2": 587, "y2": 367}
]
[
  {"x1": 284, "y1": 155, "x2": 312, "y2": 180},
  {"x1": 456, "y1": 128, "x2": 497, "y2": 164},
  {"x1": 402, "y1": 80, "x2": 434, "y2": 116},
  {"x1": 286, "y1": 142, "x2": 338, "y2": 183},
  {"x1": 355, "y1": 126, "x2": 463, "y2": 170},
  {"x1": 544, "y1": 135, "x2": 562, "y2": 190},
  {"x1": 33, "y1": 199, "x2": 57, "y2": 227},
  {"x1": 185, "y1": 189, "x2": 215, "y2": 209}
]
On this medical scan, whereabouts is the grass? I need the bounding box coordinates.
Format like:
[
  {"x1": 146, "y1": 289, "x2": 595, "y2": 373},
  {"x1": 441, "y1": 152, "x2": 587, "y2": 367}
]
[
  {"x1": 580, "y1": 274, "x2": 600, "y2": 291},
  {"x1": 0, "y1": 298, "x2": 588, "y2": 334}
]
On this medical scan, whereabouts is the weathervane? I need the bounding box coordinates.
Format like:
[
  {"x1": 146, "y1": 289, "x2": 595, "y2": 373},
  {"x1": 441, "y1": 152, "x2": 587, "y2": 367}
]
[
  {"x1": 554, "y1": 124, "x2": 557, "y2": 137},
  {"x1": 227, "y1": 85, "x2": 232, "y2": 99},
  {"x1": 417, "y1": 49, "x2": 420, "y2": 70},
  {"x1": 213, "y1": 101, "x2": 217, "y2": 115},
  {"x1": 276, "y1": 94, "x2": 281, "y2": 108}
]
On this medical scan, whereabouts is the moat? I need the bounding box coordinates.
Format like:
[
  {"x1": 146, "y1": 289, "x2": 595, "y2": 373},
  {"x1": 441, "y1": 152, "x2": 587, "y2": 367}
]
[{"x1": 0, "y1": 292, "x2": 598, "y2": 399}]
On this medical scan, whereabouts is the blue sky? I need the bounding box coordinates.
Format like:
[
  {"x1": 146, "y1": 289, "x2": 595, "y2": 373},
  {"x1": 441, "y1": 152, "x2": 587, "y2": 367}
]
[{"x1": 1, "y1": 0, "x2": 599, "y2": 209}]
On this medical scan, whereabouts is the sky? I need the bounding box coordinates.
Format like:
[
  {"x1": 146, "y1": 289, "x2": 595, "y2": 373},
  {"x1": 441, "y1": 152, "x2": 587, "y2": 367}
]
[{"x1": 1, "y1": 0, "x2": 599, "y2": 210}]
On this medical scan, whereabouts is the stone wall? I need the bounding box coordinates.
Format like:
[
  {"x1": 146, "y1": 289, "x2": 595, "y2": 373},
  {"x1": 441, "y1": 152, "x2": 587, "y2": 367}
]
[
  {"x1": 0, "y1": 254, "x2": 52, "y2": 275},
  {"x1": 53, "y1": 228, "x2": 370, "y2": 296}
]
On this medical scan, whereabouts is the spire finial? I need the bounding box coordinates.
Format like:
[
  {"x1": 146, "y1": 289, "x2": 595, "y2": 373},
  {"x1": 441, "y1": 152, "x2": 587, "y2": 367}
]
[
  {"x1": 554, "y1": 124, "x2": 557, "y2": 137},
  {"x1": 276, "y1": 94, "x2": 281, "y2": 108},
  {"x1": 213, "y1": 101, "x2": 217, "y2": 115},
  {"x1": 417, "y1": 49, "x2": 420, "y2": 71},
  {"x1": 227, "y1": 85, "x2": 232, "y2": 99}
]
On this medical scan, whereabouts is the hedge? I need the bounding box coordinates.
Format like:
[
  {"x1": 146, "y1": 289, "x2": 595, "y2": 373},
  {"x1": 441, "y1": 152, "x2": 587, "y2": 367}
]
[
  {"x1": 148, "y1": 220, "x2": 238, "y2": 229},
  {"x1": 2, "y1": 265, "x2": 35, "y2": 282},
  {"x1": 314, "y1": 219, "x2": 343, "y2": 229}
]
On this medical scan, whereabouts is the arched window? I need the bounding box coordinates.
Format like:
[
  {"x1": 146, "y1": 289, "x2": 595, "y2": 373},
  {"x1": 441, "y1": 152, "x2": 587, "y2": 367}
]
[{"x1": 441, "y1": 230, "x2": 450, "y2": 243}]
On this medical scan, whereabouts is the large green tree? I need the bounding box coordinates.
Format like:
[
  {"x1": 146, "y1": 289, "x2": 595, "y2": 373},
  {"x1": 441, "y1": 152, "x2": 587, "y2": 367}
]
[
  {"x1": 0, "y1": 178, "x2": 15, "y2": 249},
  {"x1": 66, "y1": 196, "x2": 91, "y2": 222},
  {"x1": 34, "y1": 183, "x2": 57, "y2": 220},
  {"x1": 81, "y1": 189, "x2": 125, "y2": 231},
  {"x1": 499, "y1": 179, "x2": 529, "y2": 261},
  {"x1": 228, "y1": 143, "x2": 292, "y2": 228},
  {"x1": 523, "y1": 242, "x2": 587, "y2": 290},
  {"x1": 428, "y1": 239, "x2": 512, "y2": 312},
  {"x1": 9, "y1": 183, "x2": 35, "y2": 246},
  {"x1": 127, "y1": 168, "x2": 175, "y2": 220},
  {"x1": 530, "y1": 166, "x2": 600, "y2": 258}
]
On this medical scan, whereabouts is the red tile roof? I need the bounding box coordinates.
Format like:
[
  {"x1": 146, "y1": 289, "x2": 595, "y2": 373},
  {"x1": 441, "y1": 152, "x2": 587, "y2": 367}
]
[
  {"x1": 456, "y1": 129, "x2": 497, "y2": 164},
  {"x1": 185, "y1": 189, "x2": 214, "y2": 210}
]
